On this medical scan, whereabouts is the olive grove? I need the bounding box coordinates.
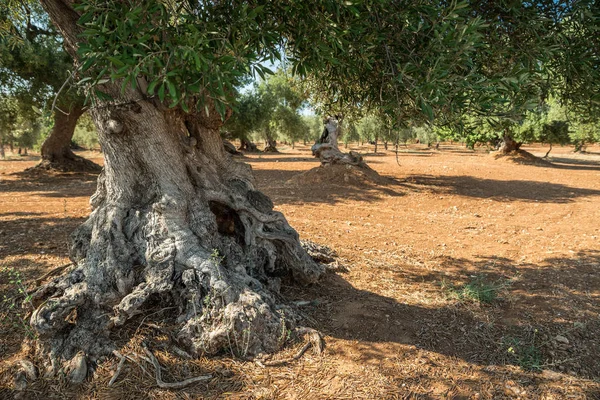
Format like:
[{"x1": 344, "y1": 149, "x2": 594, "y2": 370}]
[{"x1": 2, "y1": 0, "x2": 596, "y2": 383}]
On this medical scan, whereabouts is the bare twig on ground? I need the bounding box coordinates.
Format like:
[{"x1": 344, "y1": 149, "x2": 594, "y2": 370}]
[
  {"x1": 108, "y1": 352, "x2": 126, "y2": 386},
  {"x1": 141, "y1": 343, "x2": 212, "y2": 389},
  {"x1": 257, "y1": 327, "x2": 324, "y2": 367}
]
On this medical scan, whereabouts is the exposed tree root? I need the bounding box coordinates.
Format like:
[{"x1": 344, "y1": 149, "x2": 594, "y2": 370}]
[
  {"x1": 301, "y1": 240, "x2": 349, "y2": 272},
  {"x1": 301, "y1": 240, "x2": 337, "y2": 264},
  {"x1": 142, "y1": 344, "x2": 212, "y2": 389},
  {"x1": 22, "y1": 83, "x2": 330, "y2": 386},
  {"x1": 12, "y1": 359, "x2": 37, "y2": 391},
  {"x1": 26, "y1": 124, "x2": 326, "y2": 383},
  {"x1": 108, "y1": 352, "x2": 127, "y2": 386},
  {"x1": 238, "y1": 139, "x2": 260, "y2": 153},
  {"x1": 256, "y1": 327, "x2": 324, "y2": 367},
  {"x1": 311, "y1": 142, "x2": 365, "y2": 167}
]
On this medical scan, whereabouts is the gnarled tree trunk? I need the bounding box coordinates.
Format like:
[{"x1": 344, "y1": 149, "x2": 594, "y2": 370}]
[
  {"x1": 238, "y1": 138, "x2": 259, "y2": 152},
  {"x1": 264, "y1": 137, "x2": 278, "y2": 152},
  {"x1": 311, "y1": 116, "x2": 365, "y2": 167},
  {"x1": 36, "y1": 104, "x2": 101, "y2": 172},
  {"x1": 497, "y1": 132, "x2": 522, "y2": 154},
  {"x1": 33, "y1": 0, "x2": 324, "y2": 380}
]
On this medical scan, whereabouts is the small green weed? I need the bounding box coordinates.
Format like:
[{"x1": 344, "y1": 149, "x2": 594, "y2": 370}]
[
  {"x1": 441, "y1": 275, "x2": 510, "y2": 304},
  {"x1": 502, "y1": 334, "x2": 542, "y2": 371},
  {"x1": 0, "y1": 266, "x2": 37, "y2": 339}
]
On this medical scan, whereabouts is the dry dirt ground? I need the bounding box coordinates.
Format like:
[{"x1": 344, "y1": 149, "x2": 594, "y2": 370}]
[{"x1": 0, "y1": 143, "x2": 599, "y2": 399}]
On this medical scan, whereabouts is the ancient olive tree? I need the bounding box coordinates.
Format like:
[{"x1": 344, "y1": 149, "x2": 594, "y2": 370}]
[
  {"x1": 32, "y1": 0, "x2": 386, "y2": 378},
  {"x1": 0, "y1": 0, "x2": 99, "y2": 171},
  {"x1": 27, "y1": 0, "x2": 586, "y2": 381}
]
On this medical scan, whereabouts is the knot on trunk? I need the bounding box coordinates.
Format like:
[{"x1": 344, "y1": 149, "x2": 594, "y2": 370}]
[{"x1": 106, "y1": 119, "x2": 124, "y2": 134}]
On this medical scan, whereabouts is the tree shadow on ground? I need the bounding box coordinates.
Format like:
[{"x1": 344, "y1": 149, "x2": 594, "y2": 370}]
[
  {"x1": 1, "y1": 249, "x2": 598, "y2": 398},
  {"x1": 0, "y1": 216, "x2": 85, "y2": 259},
  {"x1": 0, "y1": 212, "x2": 44, "y2": 217},
  {"x1": 0, "y1": 173, "x2": 98, "y2": 198},
  {"x1": 0, "y1": 155, "x2": 39, "y2": 162},
  {"x1": 437, "y1": 145, "x2": 485, "y2": 155},
  {"x1": 546, "y1": 156, "x2": 600, "y2": 172},
  {"x1": 390, "y1": 150, "x2": 438, "y2": 156},
  {"x1": 253, "y1": 168, "x2": 408, "y2": 205},
  {"x1": 402, "y1": 174, "x2": 600, "y2": 203},
  {"x1": 283, "y1": 249, "x2": 599, "y2": 382}
]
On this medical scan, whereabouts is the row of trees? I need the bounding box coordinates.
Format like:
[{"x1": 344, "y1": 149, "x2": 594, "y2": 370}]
[{"x1": 222, "y1": 71, "x2": 311, "y2": 151}]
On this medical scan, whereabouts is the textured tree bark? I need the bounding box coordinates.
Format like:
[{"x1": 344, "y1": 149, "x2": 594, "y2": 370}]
[
  {"x1": 497, "y1": 132, "x2": 522, "y2": 154},
  {"x1": 311, "y1": 116, "x2": 365, "y2": 167},
  {"x1": 32, "y1": 0, "x2": 324, "y2": 379},
  {"x1": 264, "y1": 137, "x2": 278, "y2": 152},
  {"x1": 34, "y1": 104, "x2": 101, "y2": 172},
  {"x1": 222, "y1": 139, "x2": 242, "y2": 155},
  {"x1": 264, "y1": 125, "x2": 278, "y2": 153}
]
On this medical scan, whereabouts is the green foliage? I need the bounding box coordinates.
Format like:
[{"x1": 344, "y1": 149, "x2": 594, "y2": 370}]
[
  {"x1": 304, "y1": 115, "x2": 325, "y2": 144},
  {"x1": 342, "y1": 121, "x2": 360, "y2": 146},
  {"x1": 0, "y1": 95, "x2": 47, "y2": 149},
  {"x1": 429, "y1": 1, "x2": 600, "y2": 147},
  {"x1": 76, "y1": 0, "x2": 288, "y2": 114},
  {"x1": 8, "y1": 0, "x2": 596, "y2": 152},
  {"x1": 414, "y1": 126, "x2": 439, "y2": 147},
  {"x1": 0, "y1": 96, "x2": 19, "y2": 141},
  {"x1": 356, "y1": 115, "x2": 385, "y2": 144},
  {"x1": 396, "y1": 128, "x2": 416, "y2": 145},
  {"x1": 223, "y1": 70, "x2": 308, "y2": 145},
  {"x1": 552, "y1": 1, "x2": 600, "y2": 119},
  {"x1": 72, "y1": 114, "x2": 99, "y2": 150},
  {"x1": 71, "y1": 0, "x2": 521, "y2": 127}
]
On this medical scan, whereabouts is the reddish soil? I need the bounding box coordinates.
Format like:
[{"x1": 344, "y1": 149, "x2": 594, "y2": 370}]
[{"x1": 1, "y1": 144, "x2": 599, "y2": 399}]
